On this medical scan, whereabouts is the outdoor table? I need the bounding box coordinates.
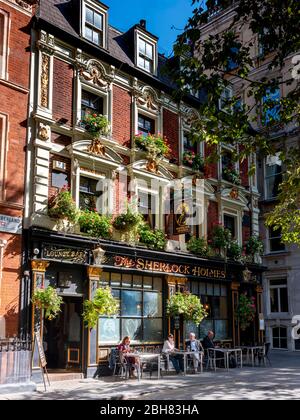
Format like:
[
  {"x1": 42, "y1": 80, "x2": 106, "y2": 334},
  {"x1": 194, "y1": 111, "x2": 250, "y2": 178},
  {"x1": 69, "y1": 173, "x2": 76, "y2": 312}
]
[
  {"x1": 173, "y1": 351, "x2": 204, "y2": 375},
  {"x1": 126, "y1": 353, "x2": 161, "y2": 379},
  {"x1": 209, "y1": 348, "x2": 243, "y2": 371},
  {"x1": 241, "y1": 346, "x2": 265, "y2": 367}
]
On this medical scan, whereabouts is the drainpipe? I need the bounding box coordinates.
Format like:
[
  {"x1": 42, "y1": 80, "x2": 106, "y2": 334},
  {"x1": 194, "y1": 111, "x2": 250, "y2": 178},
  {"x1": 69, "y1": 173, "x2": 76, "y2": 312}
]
[{"x1": 0, "y1": 239, "x2": 7, "y2": 309}]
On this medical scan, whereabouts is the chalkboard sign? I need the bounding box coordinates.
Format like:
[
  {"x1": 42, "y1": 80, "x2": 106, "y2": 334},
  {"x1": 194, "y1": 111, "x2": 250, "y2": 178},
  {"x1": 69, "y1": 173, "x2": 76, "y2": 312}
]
[{"x1": 35, "y1": 330, "x2": 47, "y2": 368}]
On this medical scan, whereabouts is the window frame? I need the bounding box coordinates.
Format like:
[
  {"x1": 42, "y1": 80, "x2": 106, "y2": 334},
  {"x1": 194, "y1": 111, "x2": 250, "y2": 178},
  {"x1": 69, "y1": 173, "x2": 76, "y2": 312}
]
[
  {"x1": 78, "y1": 84, "x2": 109, "y2": 128},
  {"x1": 0, "y1": 9, "x2": 9, "y2": 80},
  {"x1": 219, "y1": 86, "x2": 233, "y2": 113},
  {"x1": 272, "y1": 326, "x2": 288, "y2": 350},
  {"x1": 77, "y1": 170, "x2": 111, "y2": 215},
  {"x1": 264, "y1": 154, "x2": 283, "y2": 200},
  {"x1": 137, "y1": 113, "x2": 156, "y2": 136},
  {"x1": 269, "y1": 279, "x2": 289, "y2": 314},
  {"x1": 135, "y1": 31, "x2": 157, "y2": 75},
  {"x1": 222, "y1": 207, "x2": 242, "y2": 246},
  {"x1": 137, "y1": 186, "x2": 160, "y2": 230},
  {"x1": 82, "y1": 0, "x2": 107, "y2": 49},
  {"x1": 268, "y1": 226, "x2": 285, "y2": 254}
]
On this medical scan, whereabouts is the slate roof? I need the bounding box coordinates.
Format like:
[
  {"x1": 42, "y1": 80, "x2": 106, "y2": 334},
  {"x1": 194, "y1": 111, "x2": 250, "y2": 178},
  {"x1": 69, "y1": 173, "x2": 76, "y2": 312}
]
[{"x1": 35, "y1": 0, "x2": 193, "y2": 96}]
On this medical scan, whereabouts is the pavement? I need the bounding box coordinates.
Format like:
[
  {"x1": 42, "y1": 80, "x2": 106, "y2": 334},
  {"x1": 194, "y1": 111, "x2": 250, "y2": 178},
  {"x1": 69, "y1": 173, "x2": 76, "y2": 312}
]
[{"x1": 1, "y1": 351, "x2": 300, "y2": 400}]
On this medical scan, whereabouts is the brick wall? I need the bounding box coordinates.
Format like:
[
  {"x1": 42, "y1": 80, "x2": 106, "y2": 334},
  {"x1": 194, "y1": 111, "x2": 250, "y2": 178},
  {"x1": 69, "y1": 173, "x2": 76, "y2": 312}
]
[
  {"x1": 163, "y1": 109, "x2": 179, "y2": 163},
  {"x1": 240, "y1": 156, "x2": 249, "y2": 187},
  {"x1": 52, "y1": 58, "x2": 74, "y2": 126},
  {"x1": 242, "y1": 211, "x2": 251, "y2": 244},
  {"x1": 204, "y1": 144, "x2": 218, "y2": 179},
  {"x1": 207, "y1": 200, "x2": 219, "y2": 238},
  {"x1": 112, "y1": 85, "x2": 132, "y2": 146}
]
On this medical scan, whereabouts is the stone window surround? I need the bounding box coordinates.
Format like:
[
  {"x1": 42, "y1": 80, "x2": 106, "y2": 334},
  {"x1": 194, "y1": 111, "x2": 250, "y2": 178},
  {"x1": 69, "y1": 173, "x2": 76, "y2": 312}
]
[
  {"x1": 266, "y1": 278, "x2": 289, "y2": 316},
  {"x1": 0, "y1": 8, "x2": 9, "y2": 81},
  {"x1": 81, "y1": 0, "x2": 108, "y2": 50},
  {"x1": 221, "y1": 206, "x2": 243, "y2": 246},
  {"x1": 135, "y1": 30, "x2": 158, "y2": 76}
]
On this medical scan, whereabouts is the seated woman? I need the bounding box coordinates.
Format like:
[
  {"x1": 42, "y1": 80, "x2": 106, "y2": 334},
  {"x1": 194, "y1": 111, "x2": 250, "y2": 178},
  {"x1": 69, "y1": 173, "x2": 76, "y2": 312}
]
[
  {"x1": 162, "y1": 334, "x2": 184, "y2": 374},
  {"x1": 118, "y1": 336, "x2": 140, "y2": 379}
]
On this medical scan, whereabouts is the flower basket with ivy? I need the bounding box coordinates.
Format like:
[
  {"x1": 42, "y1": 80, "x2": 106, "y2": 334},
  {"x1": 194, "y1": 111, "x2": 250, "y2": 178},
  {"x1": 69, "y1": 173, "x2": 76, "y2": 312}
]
[
  {"x1": 138, "y1": 224, "x2": 166, "y2": 251},
  {"x1": 245, "y1": 236, "x2": 264, "y2": 260},
  {"x1": 166, "y1": 291, "x2": 207, "y2": 326},
  {"x1": 183, "y1": 152, "x2": 205, "y2": 172},
  {"x1": 32, "y1": 286, "x2": 63, "y2": 321},
  {"x1": 236, "y1": 293, "x2": 256, "y2": 331},
  {"x1": 48, "y1": 187, "x2": 78, "y2": 224},
  {"x1": 223, "y1": 167, "x2": 242, "y2": 185},
  {"x1": 78, "y1": 210, "x2": 112, "y2": 239},
  {"x1": 227, "y1": 240, "x2": 243, "y2": 261},
  {"x1": 83, "y1": 286, "x2": 119, "y2": 329},
  {"x1": 135, "y1": 133, "x2": 171, "y2": 161},
  {"x1": 211, "y1": 224, "x2": 232, "y2": 256},
  {"x1": 187, "y1": 237, "x2": 212, "y2": 257},
  {"x1": 81, "y1": 113, "x2": 110, "y2": 137},
  {"x1": 113, "y1": 209, "x2": 143, "y2": 232}
]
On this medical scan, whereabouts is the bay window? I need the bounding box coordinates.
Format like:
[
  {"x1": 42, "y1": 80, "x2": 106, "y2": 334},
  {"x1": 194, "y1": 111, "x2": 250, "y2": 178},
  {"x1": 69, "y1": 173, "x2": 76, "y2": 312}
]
[{"x1": 99, "y1": 272, "x2": 163, "y2": 345}]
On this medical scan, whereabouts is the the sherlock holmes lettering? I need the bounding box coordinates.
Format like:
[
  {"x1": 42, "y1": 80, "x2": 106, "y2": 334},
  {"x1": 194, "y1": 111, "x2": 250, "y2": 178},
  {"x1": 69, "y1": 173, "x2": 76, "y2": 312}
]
[{"x1": 114, "y1": 256, "x2": 226, "y2": 279}]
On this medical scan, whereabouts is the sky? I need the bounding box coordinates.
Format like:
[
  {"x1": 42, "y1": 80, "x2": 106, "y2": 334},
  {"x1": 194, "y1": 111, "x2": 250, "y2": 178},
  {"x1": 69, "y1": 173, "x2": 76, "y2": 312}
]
[{"x1": 105, "y1": 0, "x2": 196, "y2": 56}]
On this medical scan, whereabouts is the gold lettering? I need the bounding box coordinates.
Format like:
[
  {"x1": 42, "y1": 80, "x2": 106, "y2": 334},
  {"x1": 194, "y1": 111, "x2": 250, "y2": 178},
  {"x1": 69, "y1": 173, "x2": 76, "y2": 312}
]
[
  {"x1": 153, "y1": 262, "x2": 160, "y2": 272},
  {"x1": 145, "y1": 260, "x2": 153, "y2": 271},
  {"x1": 171, "y1": 265, "x2": 179, "y2": 273},
  {"x1": 136, "y1": 258, "x2": 145, "y2": 270}
]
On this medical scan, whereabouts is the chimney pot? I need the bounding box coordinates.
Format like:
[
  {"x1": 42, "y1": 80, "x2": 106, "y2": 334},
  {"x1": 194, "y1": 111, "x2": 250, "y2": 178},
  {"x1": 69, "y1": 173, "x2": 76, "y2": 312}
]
[{"x1": 140, "y1": 19, "x2": 146, "y2": 29}]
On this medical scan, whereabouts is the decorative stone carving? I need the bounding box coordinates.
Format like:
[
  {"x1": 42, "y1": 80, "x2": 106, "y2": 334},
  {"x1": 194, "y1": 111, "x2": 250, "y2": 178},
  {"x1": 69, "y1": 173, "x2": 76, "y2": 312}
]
[
  {"x1": 182, "y1": 107, "x2": 200, "y2": 128},
  {"x1": 31, "y1": 260, "x2": 50, "y2": 272},
  {"x1": 88, "y1": 139, "x2": 106, "y2": 156},
  {"x1": 137, "y1": 86, "x2": 160, "y2": 111},
  {"x1": 10, "y1": 0, "x2": 33, "y2": 12},
  {"x1": 230, "y1": 187, "x2": 239, "y2": 200},
  {"x1": 146, "y1": 159, "x2": 159, "y2": 174},
  {"x1": 243, "y1": 268, "x2": 252, "y2": 282},
  {"x1": 92, "y1": 247, "x2": 106, "y2": 266},
  {"x1": 40, "y1": 53, "x2": 50, "y2": 108},
  {"x1": 38, "y1": 123, "x2": 50, "y2": 141},
  {"x1": 80, "y1": 60, "x2": 109, "y2": 88}
]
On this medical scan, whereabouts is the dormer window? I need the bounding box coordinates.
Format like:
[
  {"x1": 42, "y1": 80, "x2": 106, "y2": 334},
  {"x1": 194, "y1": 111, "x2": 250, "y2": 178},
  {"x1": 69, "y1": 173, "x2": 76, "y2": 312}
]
[
  {"x1": 82, "y1": 1, "x2": 108, "y2": 48},
  {"x1": 138, "y1": 39, "x2": 154, "y2": 73}
]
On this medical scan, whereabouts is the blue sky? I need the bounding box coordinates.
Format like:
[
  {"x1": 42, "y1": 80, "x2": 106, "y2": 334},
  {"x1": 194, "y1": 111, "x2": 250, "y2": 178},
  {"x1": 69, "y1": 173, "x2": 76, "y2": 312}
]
[{"x1": 105, "y1": 0, "x2": 196, "y2": 56}]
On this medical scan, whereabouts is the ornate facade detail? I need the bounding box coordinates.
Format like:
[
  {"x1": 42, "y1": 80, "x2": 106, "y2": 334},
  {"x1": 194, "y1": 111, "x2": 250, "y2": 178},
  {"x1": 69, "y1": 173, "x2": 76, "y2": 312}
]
[
  {"x1": 182, "y1": 107, "x2": 201, "y2": 128},
  {"x1": 31, "y1": 260, "x2": 50, "y2": 272},
  {"x1": 38, "y1": 123, "x2": 50, "y2": 141},
  {"x1": 9, "y1": 0, "x2": 34, "y2": 12},
  {"x1": 40, "y1": 53, "x2": 50, "y2": 108},
  {"x1": 37, "y1": 31, "x2": 55, "y2": 55},
  {"x1": 88, "y1": 138, "x2": 106, "y2": 156},
  {"x1": 137, "y1": 86, "x2": 160, "y2": 111},
  {"x1": 80, "y1": 59, "x2": 111, "y2": 88}
]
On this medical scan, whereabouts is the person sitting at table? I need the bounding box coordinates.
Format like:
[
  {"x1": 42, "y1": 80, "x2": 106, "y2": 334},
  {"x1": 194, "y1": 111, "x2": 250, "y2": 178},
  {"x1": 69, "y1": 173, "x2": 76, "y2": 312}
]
[
  {"x1": 118, "y1": 336, "x2": 140, "y2": 379},
  {"x1": 162, "y1": 334, "x2": 184, "y2": 374},
  {"x1": 203, "y1": 331, "x2": 236, "y2": 369},
  {"x1": 185, "y1": 332, "x2": 204, "y2": 373}
]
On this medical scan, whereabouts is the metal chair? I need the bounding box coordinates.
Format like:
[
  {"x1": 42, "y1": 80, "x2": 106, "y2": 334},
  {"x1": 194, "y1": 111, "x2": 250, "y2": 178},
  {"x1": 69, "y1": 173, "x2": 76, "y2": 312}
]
[
  {"x1": 257, "y1": 343, "x2": 272, "y2": 367},
  {"x1": 113, "y1": 351, "x2": 129, "y2": 379}
]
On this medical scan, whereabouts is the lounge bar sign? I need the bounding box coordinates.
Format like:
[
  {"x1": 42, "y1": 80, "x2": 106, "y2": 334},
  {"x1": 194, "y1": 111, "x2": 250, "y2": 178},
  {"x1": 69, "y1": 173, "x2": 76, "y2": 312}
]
[
  {"x1": 114, "y1": 256, "x2": 226, "y2": 279},
  {"x1": 42, "y1": 245, "x2": 87, "y2": 264},
  {"x1": 0, "y1": 214, "x2": 22, "y2": 234}
]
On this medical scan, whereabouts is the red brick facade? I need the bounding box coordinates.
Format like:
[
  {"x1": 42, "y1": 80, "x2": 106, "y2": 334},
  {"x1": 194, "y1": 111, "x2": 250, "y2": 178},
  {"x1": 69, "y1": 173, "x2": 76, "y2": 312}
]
[
  {"x1": 52, "y1": 58, "x2": 74, "y2": 126},
  {"x1": 0, "y1": 0, "x2": 35, "y2": 337},
  {"x1": 207, "y1": 201, "x2": 219, "y2": 238},
  {"x1": 112, "y1": 85, "x2": 132, "y2": 146},
  {"x1": 163, "y1": 108, "x2": 179, "y2": 162}
]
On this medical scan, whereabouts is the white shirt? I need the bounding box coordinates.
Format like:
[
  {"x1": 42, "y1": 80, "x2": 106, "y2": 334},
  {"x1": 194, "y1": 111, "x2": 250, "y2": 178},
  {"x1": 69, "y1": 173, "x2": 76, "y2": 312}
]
[{"x1": 162, "y1": 340, "x2": 175, "y2": 353}]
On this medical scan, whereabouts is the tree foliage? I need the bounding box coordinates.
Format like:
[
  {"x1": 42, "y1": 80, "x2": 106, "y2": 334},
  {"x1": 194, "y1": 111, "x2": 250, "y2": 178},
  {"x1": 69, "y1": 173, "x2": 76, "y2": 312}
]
[{"x1": 171, "y1": 0, "x2": 300, "y2": 245}]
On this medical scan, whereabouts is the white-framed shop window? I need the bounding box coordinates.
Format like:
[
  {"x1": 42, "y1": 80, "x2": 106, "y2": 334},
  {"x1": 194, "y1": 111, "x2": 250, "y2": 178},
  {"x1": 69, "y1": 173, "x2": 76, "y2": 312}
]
[
  {"x1": 135, "y1": 32, "x2": 157, "y2": 75},
  {"x1": 82, "y1": 0, "x2": 108, "y2": 48},
  {"x1": 0, "y1": 9, "x2": 9, "y2": 80}
]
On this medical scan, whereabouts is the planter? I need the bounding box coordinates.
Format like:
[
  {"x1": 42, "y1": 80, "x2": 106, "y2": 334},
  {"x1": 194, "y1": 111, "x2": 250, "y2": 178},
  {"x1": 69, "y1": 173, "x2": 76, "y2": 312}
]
[
  {"x1": 53, "y1": 218, "x2": 78, "y2": 234},
  {"x1": 112, "y1": 229, "x2": 137, "y2": 246}
]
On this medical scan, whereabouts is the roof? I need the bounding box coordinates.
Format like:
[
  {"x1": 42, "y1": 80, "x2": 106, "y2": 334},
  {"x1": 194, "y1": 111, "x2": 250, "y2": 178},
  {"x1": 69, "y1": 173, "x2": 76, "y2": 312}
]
[{"x1": 35, "y1": 0, "x2": 196, "y2": 98}]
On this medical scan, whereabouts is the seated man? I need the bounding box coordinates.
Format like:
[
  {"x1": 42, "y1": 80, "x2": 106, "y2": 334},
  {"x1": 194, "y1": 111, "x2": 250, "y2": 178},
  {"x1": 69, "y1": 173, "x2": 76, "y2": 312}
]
[
  {"x1": 186, "y1": 332, "x2": 204, "y2": 373},
  {"x1": 202, "y1": 330, "x2": 224, "y2": 368}
]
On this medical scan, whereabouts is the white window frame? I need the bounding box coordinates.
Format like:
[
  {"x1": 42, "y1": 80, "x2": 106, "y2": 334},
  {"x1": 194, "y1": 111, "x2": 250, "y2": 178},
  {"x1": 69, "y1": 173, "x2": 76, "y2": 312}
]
[
  {"x1": 222, "y1": 208, "x2": 242, "y2": 245},
  {"x1": 267, "y1": 226, "x2": 285, "y2": 254},
  {"x1": 76, "y1": 169, "x2": 113, "y2": 215},
  {"x1": 271, "y1": 325, "x2": 288, "y2": 350},
  {"x1": 0, "y1": 114, "x2": 7, "y2": 202},
  {"x1": 82, "y1": 0, "x2": 108, "y2": 49},
  {"x1": 77, "y1": 82, "x2": 109, "y2": 128},
  {"x1": 268, "y1": 279, "x2": 289, "y2": 315},
  {"x1": 264, "y1": 154, "x2": 283, "y2": 200},
  {"x1": 135, "y1": 31, "x2": 157, "y2": 75},
  {"x1": 219, "y1": 86, "x2": 233, "y2": 113},
  {"x1": 135, "y1": 109, "x2": 159, "y2": 137},
  {"x1": 0, "y1": 9, "x2": 9, "y2": 80},
  {"x1": 137, "y1": 185, "x2": 161, "y2": 230}
]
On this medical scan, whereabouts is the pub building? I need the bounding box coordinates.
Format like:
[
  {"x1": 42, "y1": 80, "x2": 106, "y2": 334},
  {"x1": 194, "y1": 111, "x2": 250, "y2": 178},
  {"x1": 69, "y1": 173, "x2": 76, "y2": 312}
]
[{"x1": 22, "y1": 0, "x2": 264, "y2": 379}]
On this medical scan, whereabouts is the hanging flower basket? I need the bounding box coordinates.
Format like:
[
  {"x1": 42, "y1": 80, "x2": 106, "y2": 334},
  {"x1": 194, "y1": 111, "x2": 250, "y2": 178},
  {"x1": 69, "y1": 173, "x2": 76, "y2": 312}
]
[
  {"x1": 81, "y1": 112, "x2": 110, "y2": 138},
  {"x1": 167, "y1": 291, "x2": 207, "y2": 326},
  {"x1": 32, "y1": 286, "x2": 63, "y2": 321},
  {"x1": 183, "y1": 151, "x2": 205, "y2": 172},
  {"x1": 236, "y1": 293, "x2": 256, "y2": 331},
  {"x1": 83, "y1": 287, "x2": 119, "y2": 329}
]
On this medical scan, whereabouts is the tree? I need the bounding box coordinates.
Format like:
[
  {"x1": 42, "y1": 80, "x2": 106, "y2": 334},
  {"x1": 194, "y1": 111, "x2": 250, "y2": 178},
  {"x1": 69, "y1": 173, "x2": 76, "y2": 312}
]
[{"x1": 171, "y1": 0, "x2": 300, "y2": 245}]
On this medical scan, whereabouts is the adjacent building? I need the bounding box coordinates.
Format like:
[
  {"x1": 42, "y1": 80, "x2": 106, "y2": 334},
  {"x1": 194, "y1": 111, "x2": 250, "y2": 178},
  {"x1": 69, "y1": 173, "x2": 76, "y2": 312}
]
[
  {"x1": 199, "y1": 3, "x2": 300, "y2": 352},
  {"x1": 0, "y1": 0, "x2": 37, "y2": 339}
]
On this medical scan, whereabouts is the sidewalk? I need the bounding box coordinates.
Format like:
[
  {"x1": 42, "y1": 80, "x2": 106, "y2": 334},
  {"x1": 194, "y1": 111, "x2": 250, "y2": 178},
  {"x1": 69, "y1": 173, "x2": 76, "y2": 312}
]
[{"x1": 1, "y1": 351, "x2": 300, "y2": 400}]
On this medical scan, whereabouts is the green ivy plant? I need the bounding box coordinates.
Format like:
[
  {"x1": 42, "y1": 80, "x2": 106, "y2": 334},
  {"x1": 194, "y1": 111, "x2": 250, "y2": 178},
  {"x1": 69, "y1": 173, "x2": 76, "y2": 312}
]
[
  {"x1": 187, "y1": 237, "x2": 212, "y2": 257},
  {"x1": 32, "y1": 286, "x2": 63, "y2": 321},
  {"x1": 236, "y1": 293, "x2": 256, "y2": 331},
  {"x1": 223, "y1": 167, "x2": 242, "y2": 186},
  {"x1": 83, "y1": 287, "x2": 120, "y2": 329},
  {"x1": 113, "y1": 209, "x2": 143, "y2": 232},
  {"x1": 167, "y1": 291, "x2": 207, "y2": 326},
  {"x1": 211, "y1": 224, "x2": 232, "y2": 255},
  {"x1": 245, "y1": 236, "x2": 264, "y2": 257},
  {"x1": 135, "y1": 133, "x2": 171, "y2": 160},
  {"x1": 138, "y1": 224, "x2": 166, "y2": 251},
  {"x1": 227, "y1": 240, "x2": 243, "y2": 261},
  {"x1": 78, "y1": 210, "x2": 112, "y2": 239},
  {"x1": 48, "y1": 188, "x2": 79, "y2": 224},
  {"x1": 183, "y1": 151, "x2": 205, "y2": 172},
  {"x1": 81, "y1": 112, "x2": 110, "y2": 137}
]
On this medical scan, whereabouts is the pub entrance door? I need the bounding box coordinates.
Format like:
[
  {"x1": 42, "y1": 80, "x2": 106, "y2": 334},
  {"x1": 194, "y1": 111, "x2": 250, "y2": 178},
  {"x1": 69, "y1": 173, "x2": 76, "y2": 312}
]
[{"x1": 44, "y1": 296, "x2": 83, "y2": 371}]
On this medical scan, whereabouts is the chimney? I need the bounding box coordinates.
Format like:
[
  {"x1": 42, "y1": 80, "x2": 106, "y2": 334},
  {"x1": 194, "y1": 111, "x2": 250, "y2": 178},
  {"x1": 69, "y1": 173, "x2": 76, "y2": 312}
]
[{"x1": 140, "y1": 19, "x2": 146, "y2": 29}]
